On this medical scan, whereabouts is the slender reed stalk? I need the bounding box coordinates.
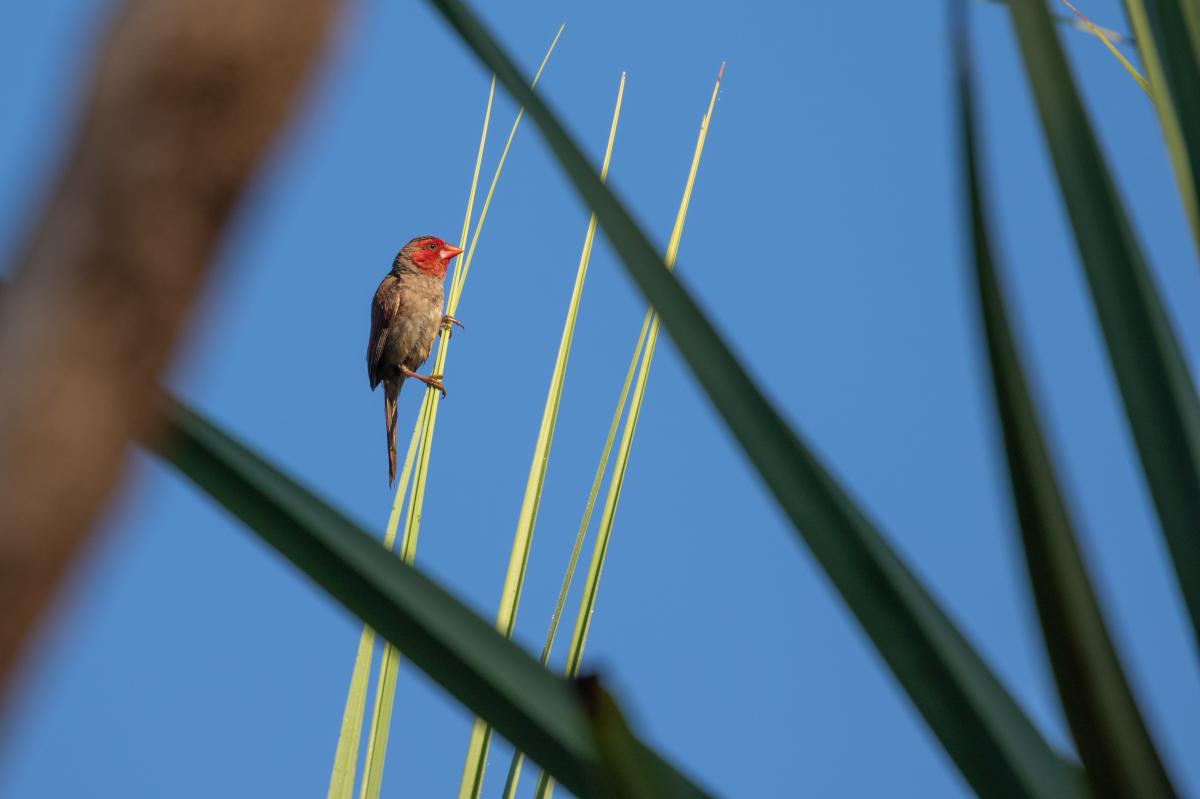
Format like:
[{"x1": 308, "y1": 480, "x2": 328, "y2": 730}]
[
  {"x1": 324, "y1": 73, "x2": 492, "y2": 791},
  {"x1": 500, "y1": 312, "x2": 649, "y2": 799},
  {"x1": 357, "y1": 434, "x2": 429, "y2": 799},
  {"x1": 355, "y1": 29, "x2": 565, "y2": 799},
  {"x1": 326, "y1": 411, "x2": 427, "y2": 799},
  {"x1": 981, "y1": 0, "x2": 1132, "y2": 44},
  {"x1": 533, "y1": 64, "x2": 723, "y2": 799},
  {"x1": 1058, "y1": 0, "x2": 1149, "y2": 93},
  {"x1": 326, "y1": 629, "x2": 375, "y2": 799},
  {"x1": 458, "y1": 72, "x2": 626, "y2": 799}
]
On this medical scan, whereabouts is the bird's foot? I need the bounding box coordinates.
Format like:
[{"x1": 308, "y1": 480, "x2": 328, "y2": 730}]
[
  {"x1": 407, "y1": 369, "x2": 447, "y2": 398},
  {"x1": 423, "y1": 374, "x2": 447, "y2": 398},
  {"x1": 440, "y1": 314, "x2": 464, "y2": 338}
]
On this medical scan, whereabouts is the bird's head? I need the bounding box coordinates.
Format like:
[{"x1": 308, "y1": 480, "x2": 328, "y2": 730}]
[{"x1": 394, "y1": 236, "x2": 463, "y2": 279}]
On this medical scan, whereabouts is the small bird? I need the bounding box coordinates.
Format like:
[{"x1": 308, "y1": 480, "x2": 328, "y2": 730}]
[{"x1": 367, "y1": 235, "x2": 464, "y2": 485}]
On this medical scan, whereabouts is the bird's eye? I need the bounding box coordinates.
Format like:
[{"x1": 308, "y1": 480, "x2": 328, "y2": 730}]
[{"x1": 426, "y1": 243, "x2": 437, "y2": 250}]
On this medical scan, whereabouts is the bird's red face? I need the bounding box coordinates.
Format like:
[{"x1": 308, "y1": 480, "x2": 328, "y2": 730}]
[{"x1": 405, "y1": 236, "x2": 463, "y2": 278}]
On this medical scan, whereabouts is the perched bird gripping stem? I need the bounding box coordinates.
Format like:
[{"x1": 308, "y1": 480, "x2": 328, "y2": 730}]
[{"x1": 367, "y1": 235, "x2": 463, "y2": 484}]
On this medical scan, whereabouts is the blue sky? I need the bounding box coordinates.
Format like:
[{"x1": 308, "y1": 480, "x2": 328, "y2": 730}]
[{"x1": 2, "y1": 0, "x2": 1198, "y2": 796}]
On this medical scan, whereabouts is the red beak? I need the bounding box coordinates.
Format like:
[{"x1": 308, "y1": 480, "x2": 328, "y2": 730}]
[{"x1": 441, "y1": 245, "x2": 464, "y2": 259}]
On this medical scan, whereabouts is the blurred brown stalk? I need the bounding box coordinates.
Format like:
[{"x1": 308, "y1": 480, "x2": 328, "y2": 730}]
[{"x1": 0, "y1": 0, "x2": 341, "y2": 698}]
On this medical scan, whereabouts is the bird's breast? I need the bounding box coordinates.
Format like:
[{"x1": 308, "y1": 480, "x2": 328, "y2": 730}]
[{"x1": 392, "y1": 276, "x2": 444, "y2": 369}]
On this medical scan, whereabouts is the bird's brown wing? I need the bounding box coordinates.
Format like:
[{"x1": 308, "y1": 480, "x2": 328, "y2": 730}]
[{"x1": 368, "y1": 274, "x2": 401, "y2": 389}]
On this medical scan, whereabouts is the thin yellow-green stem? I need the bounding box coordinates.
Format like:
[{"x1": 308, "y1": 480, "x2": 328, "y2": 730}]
[
  {"x1": 533, "y1": 65, "x2": 723, "y2": 799},
  {"x1": 326, "y1": 627, "x2": 376, "y2": 799},
  {"x1": 330, "y1": 74, "x2": 495, "y2": 799},
  {"x1": 325, "y1": 375, "x2": 431, "y2": 799},
  {"x1": 447, "y1": 75, "x2": 497, "y2": 309},
  {"x1": 358, "y1": 452, "x2": 425, "y2": 799},
  {"x1": 541, "y1": 313, "x2": 647, "y2": 667},
  {"x1": 1058, "y1": 0, "x2": 1149, "y2": 93},
  {"x1": 404, "y1": 22, "x2": 564, "y2": 605},
  {"x1": 384, "y1": 411, "x2": 431, "y2": 550},
  {"x1": 456, "y1": 72, "x2": 625, "y2": 799},
  {"x1": 563, "y1": 319, "x2": 655, "y2": 683},
  {"x1": 982, "y1": 0, "x2": 1132, "y2": 42},
  {"x1": 565, "y1": 66, "x2": 720, "y2": 677},
  {"x1": 500, "y1": 310, "x2": 648, "y2": 799},
  {"x1": 437, "y1": 28, "x2": 564, "y2": 799},
  {"x1": 451, "y1": 25, "x2": 565, "y2": 309},
  {"x1": 354, "y1": 29, "x2": 563, "y2": 799},
  {"x1": 350, "y1": 412, "x2": 427, "y2": 796},
  {"x1": 1066, "y1": 18, "x2": 1129, "y2": 45}
]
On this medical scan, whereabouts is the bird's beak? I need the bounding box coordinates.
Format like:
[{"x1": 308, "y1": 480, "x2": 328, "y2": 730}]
[{"x1": 440, "y1": 245, "x2": 464, "y2": 260}]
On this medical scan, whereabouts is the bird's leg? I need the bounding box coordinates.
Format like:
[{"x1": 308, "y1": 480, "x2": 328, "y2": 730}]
[
  {"x1": 439, "y1": 314, "x2": 464, "y2": 338},
  {"x1": 402, "y1": 366, "x2": 447, "y2": 398}
]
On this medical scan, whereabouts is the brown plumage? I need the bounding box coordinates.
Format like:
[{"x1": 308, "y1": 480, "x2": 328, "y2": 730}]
[{"x1": 367, "y1": 236, "x2": 463, "y2": 484}]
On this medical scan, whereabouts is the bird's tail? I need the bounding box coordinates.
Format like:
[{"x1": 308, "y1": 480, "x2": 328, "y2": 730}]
[{"x1": 384, "y1": 377, "x2": 402, "y2": 486}]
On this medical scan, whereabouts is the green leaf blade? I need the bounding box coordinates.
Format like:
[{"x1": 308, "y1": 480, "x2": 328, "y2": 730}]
[
  {"x1": 957, "y1": 15, "x2": 1177, "y2": 795},
  {"x1": 153, "y1": 396, "x2": 712, "y2": 799},
  {"x1": 421, "y1": 1, "x2": 1087, "y2": 795},
  {"x1": 575, "y1": 675, "x2": 674, "y2": 799},
  {"x1": 1005, "y1": 0, "x2": 1200, "y2": 654},
  {"x1": 1123, "y1": 0, "x2": 1200, "y2": 251}
]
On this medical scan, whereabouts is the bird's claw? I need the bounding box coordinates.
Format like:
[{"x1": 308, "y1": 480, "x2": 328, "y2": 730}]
[
  {"x1": 402, "y1": 366, "x2": 447, "y2": 398},
  {"x1": 423, "y1": 373, "x2": 447, "y2": 399},
  {"x1": 440, "y1": 315, "x2": 465, "y2": 338}
]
